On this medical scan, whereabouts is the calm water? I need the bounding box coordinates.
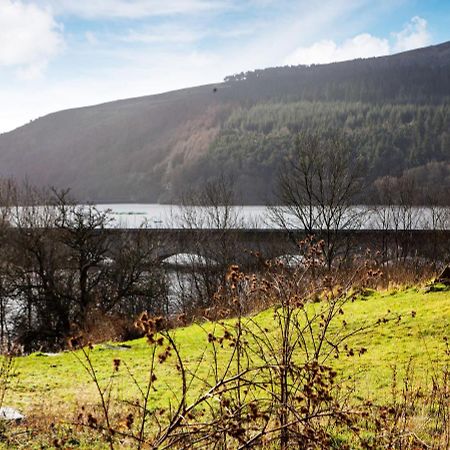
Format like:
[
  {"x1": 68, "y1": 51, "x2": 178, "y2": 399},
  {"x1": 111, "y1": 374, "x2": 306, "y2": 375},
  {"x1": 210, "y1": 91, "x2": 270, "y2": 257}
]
[
  {"x1": 97, "y1": 204, "x2": 267, "y2": 229},
  {"x1": 96, "y1": 204, "x2": 450, "y2": 230}
]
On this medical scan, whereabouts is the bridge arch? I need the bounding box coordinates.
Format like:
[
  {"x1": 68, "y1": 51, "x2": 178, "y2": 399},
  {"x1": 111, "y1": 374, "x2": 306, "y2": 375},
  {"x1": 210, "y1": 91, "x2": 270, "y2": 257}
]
[{"x1": 160, "y1": 252, "x2": 218, "y2": 268}]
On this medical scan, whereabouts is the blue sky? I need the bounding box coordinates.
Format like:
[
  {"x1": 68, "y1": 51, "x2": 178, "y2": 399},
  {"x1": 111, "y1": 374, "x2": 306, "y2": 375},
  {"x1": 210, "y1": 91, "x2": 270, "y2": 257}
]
[{"x1": 1, "y1": 0, "x2": 450, "y2": 133}]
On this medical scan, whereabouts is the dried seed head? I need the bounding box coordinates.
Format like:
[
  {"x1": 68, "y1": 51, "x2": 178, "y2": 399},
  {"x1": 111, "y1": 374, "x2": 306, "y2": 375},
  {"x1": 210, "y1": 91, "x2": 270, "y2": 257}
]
[
  {"x1": 68, "y1": 335, "x2": 83, "y2": 350},
  {"x1": 113, "y1": 358, "x2": 121, "y2": 371}
]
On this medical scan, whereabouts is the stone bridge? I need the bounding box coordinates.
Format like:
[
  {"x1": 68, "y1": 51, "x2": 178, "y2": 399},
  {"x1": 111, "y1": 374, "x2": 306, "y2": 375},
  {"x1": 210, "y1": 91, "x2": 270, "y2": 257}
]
[{"x1": 105, "y1": 228, "x2": 450, "y2": 266}]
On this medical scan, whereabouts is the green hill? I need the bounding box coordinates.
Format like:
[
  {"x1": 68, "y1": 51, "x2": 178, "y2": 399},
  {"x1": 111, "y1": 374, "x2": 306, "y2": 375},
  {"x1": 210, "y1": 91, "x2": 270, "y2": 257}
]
[{"x1": 0, "y1": 42, "x2": 449, "y2": 203}]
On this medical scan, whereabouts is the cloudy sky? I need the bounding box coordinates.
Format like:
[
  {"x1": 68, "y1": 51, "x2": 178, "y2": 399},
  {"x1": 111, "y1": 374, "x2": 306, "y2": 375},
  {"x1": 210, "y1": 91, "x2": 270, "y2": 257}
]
[{"x1": 1, "y1": 0, "x2": 449, "y2": 133}]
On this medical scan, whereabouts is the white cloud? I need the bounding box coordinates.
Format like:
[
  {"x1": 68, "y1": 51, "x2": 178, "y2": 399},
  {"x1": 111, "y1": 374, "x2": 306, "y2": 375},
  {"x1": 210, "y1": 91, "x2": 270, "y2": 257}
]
[
  {"x1": 393, "y1": 16, "x2": 431, "y2": 52},
  {"x1": 285, "y1": 16, "x2": 430, "y2": 66},
  {"x1": 285, "y1": 34, "x2": 389, "y2": 65},
  {"x1": 121, "y1": 25, "x2": 203, "y2": 45},
  {"x1": 0, "y1": 0, "x2": 63, "y2": 78},
  {"x1": 43, "y1": 0, "x2": 227, "y2": 19}
]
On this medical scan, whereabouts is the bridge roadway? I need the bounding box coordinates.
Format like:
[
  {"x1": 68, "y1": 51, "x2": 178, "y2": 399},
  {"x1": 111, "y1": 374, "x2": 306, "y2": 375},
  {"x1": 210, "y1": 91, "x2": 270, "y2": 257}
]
[{"x1": 105, "y1": 228, "x2": 450, "y2": 264}]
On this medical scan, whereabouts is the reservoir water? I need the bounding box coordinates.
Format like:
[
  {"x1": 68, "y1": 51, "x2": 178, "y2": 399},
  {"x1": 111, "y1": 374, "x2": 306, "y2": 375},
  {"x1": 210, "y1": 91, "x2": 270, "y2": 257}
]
[{"x1": 96, "y1": 204, "x2": 450, "y2": 230}]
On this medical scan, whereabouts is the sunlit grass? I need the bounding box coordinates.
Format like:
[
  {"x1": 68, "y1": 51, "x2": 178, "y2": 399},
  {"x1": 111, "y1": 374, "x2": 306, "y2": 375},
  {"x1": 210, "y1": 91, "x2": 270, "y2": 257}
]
[{"x1": 5, "y1": 286, "x2": 449, "y2": 421}]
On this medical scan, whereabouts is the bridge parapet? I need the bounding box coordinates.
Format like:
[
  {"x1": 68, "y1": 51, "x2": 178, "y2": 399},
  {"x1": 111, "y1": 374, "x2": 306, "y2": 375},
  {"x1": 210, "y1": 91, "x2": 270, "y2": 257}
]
[{"x1": 105, "y1": 228, "x2": 450, "y2": 266}]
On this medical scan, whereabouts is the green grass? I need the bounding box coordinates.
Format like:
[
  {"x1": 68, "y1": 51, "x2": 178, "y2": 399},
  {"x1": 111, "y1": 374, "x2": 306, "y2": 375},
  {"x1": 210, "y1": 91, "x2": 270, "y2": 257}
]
[
  {"x1": 3, "y1": 286, "x2": 450, "y2": 427},
  {"x1": 335, "y1": 286, "x2": 449, "y2": 398}
]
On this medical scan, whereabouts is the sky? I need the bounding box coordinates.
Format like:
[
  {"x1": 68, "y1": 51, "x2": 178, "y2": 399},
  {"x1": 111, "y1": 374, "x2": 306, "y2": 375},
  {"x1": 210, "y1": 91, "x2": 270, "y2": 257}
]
[{"x1": 1, "y1": 0, "x2": 450, "y2": 133}]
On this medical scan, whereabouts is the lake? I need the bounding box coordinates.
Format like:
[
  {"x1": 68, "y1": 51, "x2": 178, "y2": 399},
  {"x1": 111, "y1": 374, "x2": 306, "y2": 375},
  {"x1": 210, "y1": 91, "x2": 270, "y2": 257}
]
[{"x1": 96, "y1": 204, "x2": 450, "y2": 230}]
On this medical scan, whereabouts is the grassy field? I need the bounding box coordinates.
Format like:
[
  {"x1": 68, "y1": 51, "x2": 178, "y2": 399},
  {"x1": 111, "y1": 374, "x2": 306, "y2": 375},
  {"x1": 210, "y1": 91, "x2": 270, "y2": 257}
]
[{"x1": 1, "y1": 285, "x2": 449, "y2": 447}]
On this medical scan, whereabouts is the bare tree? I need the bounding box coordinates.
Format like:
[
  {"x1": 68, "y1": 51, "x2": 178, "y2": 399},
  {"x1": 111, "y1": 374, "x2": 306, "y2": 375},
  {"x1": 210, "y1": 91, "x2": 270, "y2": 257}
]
[
  {"x1": 51, "y1": 189, "x2": 114, "y2": 326},
  {"x1": 0, "y1": 179, "x2": 19, "y2": 350},
  {"x1": 373, "y1": 174, "x2": 423, "y2": 263},
  {"x1": 7, "y1": 184, "x2": 71, "y2": 351},
  {"x1": 423, "y1": 185, "x2": 450, "y2": 263},
  {"x1": 100, "y1": 228, "x2": 169, "y2": 319},
  {"x1": 272, "y1": 133, "x2": 363, "y2": 270},
  {"x1": 1, "y1": 185, "x2": 168, "y2": 351},
  {"x1": 170, "y1": 175, "x2": 243, "y2": 315}
]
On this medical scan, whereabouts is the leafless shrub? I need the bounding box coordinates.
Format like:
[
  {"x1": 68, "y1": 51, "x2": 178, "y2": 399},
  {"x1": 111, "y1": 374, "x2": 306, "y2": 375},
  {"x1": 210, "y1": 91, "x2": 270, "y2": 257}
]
[{"x1": 70, "y1": 244, "x2": 407, "y2": 449}]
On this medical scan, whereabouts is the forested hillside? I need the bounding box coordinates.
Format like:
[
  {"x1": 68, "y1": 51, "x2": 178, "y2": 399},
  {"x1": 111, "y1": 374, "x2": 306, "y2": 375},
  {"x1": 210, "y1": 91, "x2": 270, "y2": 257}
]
[
  {"x1": 178, "y1": 101, "x2": 450, "y2": 202},
  {"x1": 0, "y1": 41, "x2": 449, "y2": 203}
]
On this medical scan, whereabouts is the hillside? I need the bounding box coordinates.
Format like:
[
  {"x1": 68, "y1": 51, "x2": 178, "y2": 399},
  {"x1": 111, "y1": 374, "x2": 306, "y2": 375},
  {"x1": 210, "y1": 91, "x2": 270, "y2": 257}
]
[
  {"x1": 2, "y1": 287, "x2": 450, "y2": 448},
  {"x1": 11, "y1": 288, "x2": 450, "y2": 409},
  {"x1": 0, "y1": 42, "x2": 449, "y2": 203}
]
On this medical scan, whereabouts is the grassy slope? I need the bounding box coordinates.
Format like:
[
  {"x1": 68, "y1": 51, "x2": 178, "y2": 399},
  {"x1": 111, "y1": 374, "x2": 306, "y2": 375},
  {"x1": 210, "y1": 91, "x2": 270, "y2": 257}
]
[{"x1": 6, "y1": 287, "x2": 450, "y2": 420}]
